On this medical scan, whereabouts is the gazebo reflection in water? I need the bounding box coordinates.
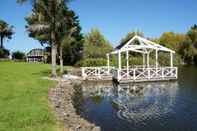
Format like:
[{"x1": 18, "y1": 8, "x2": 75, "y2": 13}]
[{"x1": 81, "y1": 81, "x2": 178, "y2": 122}]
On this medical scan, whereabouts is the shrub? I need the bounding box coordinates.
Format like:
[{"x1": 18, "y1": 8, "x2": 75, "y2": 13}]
[
  {"x1": 12, "y1": 51, "x2": 25, "y2": 60},
  {"x1": 0, "y1": 48, "x2": 4, "y2": 58},
  {"x1": 75, "y1": 54, "x2": 181, "y2": 67},
  {"x1": 0, "y1": 48, "x2": 10, "y2": 58},
  {"x1": 76, "y1": 58, "x2": 107, "y2": 67}
]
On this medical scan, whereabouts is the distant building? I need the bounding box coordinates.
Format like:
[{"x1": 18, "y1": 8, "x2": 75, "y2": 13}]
[{"x1": 26, "y1": 48, "x2": 46, "y2": 63}]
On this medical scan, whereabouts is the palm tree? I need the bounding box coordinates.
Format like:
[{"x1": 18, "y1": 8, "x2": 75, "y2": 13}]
[
  {"x1": 0, "y1": 20, "x2": 14, "y2": 48},
  {"x1": 18, "y1": 0, "x2": 70, "y2": 77}
]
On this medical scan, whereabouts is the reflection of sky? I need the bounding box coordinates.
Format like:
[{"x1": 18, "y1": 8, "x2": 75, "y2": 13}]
[{"x1": 82, "y1": 82, "x2": 179, "y2": 123}]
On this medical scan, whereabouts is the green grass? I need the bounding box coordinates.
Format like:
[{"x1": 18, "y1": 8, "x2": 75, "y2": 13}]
[{"x1": 0, "y1": 61, "x2": 59, "y2": 131}]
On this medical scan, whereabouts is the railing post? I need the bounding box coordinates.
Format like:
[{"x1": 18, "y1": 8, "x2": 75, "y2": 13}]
[
  {"x1": 148, "y1": 68, "x2": 150, "y2": 79},
  {"x1": 175, "y1": 67, "x2": 178, "y2": 79},
  {"x1": 162, "y1": 67, "x2": 164, "y2": 79},
  {"x1": 117, "y1": 69, "x2": 122, "y2": 81},
  {"x1": 107, "y1": 54, "x2": 110, "y2": 75},
  {"x1": 133, "y1": 68, "x2": 136, "y2": 80},
  {"x1": 127, "y1": 69, "x2": 129, "y2": 79},
  {"x1": 82, "y1": 68, "x2": 84, "y2": 77},
  {"x1": 117, "y1": 69, "x2": 120, "y2": 81},
  {"x1": 170, "y1": 67, "x2": 173, "y2": 77},
  {"x1": 82, "y1": 68, "x2": 86, "y2": 80},
  {"x1": 98, "y1": 67, "x2": 101, "y2": 79},
  {"x1": 95, "y1": 67, "x2": 97, "y2": 79}
]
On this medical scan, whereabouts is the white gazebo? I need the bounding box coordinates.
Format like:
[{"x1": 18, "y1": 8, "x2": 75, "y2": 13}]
[
  {"x1": 106, "y1": 35, "x2": 177, "y2": 82},
  {"x1": 81, "y1": 35, "x2": 178, "y2": 83}
]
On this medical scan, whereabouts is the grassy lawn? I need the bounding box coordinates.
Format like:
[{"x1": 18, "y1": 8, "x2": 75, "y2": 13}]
[{"x1": 0, "y1": 61, "x2": 59, "y2": 131}]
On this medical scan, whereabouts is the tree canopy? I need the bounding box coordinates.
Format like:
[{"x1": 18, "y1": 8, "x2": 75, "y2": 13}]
[
  {"x1": 23, "y1": 0, "x2": 84, "y2": 76},
  {"x1": 83, "y1": 28, "x2": 113, "y2": 59},
  {"x1": 26, "y1": 1, "x2": 83, "y2": 65},
  {"x1": 0, "y1": 19, "x2": 14, "y2": 48},
  {"x1": 187, "y1": 24, "x2": 197, "y2": 48},
  {"x1": 159, "y1": 32, "x2": 189, "y2": 52},
  {"x1": 120, "y1": 31, "x2": 144, "y2": 47},
  {"x1": 157, "y1": 27, "x2": 197, "y2": 65}
]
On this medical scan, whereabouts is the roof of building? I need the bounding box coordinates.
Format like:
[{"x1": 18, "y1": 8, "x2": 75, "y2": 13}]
[{"x1": 27, "y1": 48, "x2": 44, "y2": 57}]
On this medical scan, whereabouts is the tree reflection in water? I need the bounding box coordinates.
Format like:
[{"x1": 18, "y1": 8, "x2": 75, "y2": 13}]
[
  {"x1": 72, "y1": 84, "x2": 85, "y2": 115},
  {"x1": 80, "y1": 81, "x2": 178, "y2": 122}
]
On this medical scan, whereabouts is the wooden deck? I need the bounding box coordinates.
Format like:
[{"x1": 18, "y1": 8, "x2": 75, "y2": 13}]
[{"x1": 81, "y1": 66, "x2": 178, "y2": 83}]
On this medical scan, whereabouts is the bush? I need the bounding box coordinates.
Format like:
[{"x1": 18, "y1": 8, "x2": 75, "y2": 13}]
[
  {"x1": 76, "y1": 58, "x2": 107, "y2": 67},
  {"x1": 0, "y1": 48, "x2": 10, "y2": 58},
  {"x1": 75, "y1": 54, "x2": 181, "y2": 67},
  {"x1": 0, "y1": 49, "x2": 4, "y2": 58},
  {"x1": 12, "y1": 51, "x2": 25, "y2": 60},
  {"x1": 193, "y1": 55, "x2": 197, "y2": 65}
]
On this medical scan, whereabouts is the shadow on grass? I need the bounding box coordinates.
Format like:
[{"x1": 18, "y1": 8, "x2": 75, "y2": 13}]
[
  {"x1": 31, "y1": 69, "x2": 51, "y2": 77},
  {"x1": 32, "y1": 68, "x2": 68, "y2": 77}
]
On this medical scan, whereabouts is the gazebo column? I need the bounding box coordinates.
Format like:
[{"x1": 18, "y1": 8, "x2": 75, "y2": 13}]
[
  {"x1": 118, "y1": 51, "x2": 121, "y2": 80},
  {"x1": 126, "y1": 50, "x2": 129, "y2": 77},
  {"x1": 170, "y1": 52, "x2": 173, "y2": 67},
  {"x1": 143, "y1": 53, "x2": 145, "y2": 68},
  {"x1": 155, "y1": 50, "x2": 159, "y2": 77},
  {"x1": 155, "y1": 50, "x2": 158, "y2": 68},
  {"x1": 118, "y1": 51, "x2": 121, "y2": 70},
  {"x1": 170, "y1": 52, "x2": 174, "y2": 77},
  {"x1": 106, "y1": 53, "x2": 110, "y2": 74},
  {"x1": 147, "y1": 53, "x2": 150, "y2": 68},
  {"x1": 147, "y1": 52, "x2": 150, "y2": 79}
]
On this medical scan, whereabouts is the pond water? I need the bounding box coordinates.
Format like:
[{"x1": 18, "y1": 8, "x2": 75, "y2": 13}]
[{"x1": 73, "y1": 66, "x2": 197, "y2": 131}]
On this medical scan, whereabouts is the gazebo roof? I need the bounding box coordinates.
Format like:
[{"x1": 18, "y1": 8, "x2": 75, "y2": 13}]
[{"x1": 109, "y1": 35, "x2": 175, "y2": 55}]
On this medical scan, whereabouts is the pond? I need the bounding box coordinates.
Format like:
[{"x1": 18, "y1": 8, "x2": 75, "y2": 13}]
[{"x1": 73, "y1": 66, "x2": 197, "y2": 131}]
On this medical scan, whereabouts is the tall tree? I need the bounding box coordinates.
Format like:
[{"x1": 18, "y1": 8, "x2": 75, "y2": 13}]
[
  {"x1": 19, "y1": 0, "x2": 71, "y2": 77},
  {"x1": 61, "y1": 10, "x2": 83, "y2": 66},
  {"x1": 83, "y1": 28, "x2": 113, "y2": 59},
  {"x1": 178, "y1": 40, "x2": 197, "y2": 64},
  {"x1": 56, "y1": 7, "x2": 83, "y2": 75},
  {"x1": 159, "y1": 32, "x2": 188, "y2": 52},
  {"x1": 187, "y1": 24, "x2": 197, "y2": 48},
  {"x1": 120, "y1": 31, "x2": 144, "y2": 47},
  {"x1": 0, "y1": 20, "x2": 14, "y2": 48}
]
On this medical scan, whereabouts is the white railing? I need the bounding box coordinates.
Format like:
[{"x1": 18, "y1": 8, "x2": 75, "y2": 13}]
[
  {"x1": 81, "y1": 66, "x2": 115, "y2": 80},
  {"x1": 81, "y1": 66, "x2": 178, "y2": 82},
  {"x1": 113, "y1": 67, "x2": 178, "y2": 81}
]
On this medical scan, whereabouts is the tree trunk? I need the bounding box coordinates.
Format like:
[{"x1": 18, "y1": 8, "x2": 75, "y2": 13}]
[
  {"x1": 51, "y1": 32, "x2": 57, "y2": 78},
  {"x1": 0, "y1": 36, "x2": 3, "y2": 48},
  {"x1": 59, "y1": 45, "x2": 64, "y2": 76}
]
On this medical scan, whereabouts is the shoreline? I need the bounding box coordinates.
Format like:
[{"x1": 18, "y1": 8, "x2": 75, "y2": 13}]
[{"x1": 48, "y1": 80, "x2": 100, "y2": 131}]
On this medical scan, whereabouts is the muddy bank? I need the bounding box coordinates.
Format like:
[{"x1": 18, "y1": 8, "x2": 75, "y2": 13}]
[{"x1": 49, "y1": 81, "x2": 100, "y2": 131}]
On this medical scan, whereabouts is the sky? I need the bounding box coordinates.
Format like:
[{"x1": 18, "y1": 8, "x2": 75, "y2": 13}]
[{"x1": 0, "y1": 0, "x2": 197, "y2": 52}]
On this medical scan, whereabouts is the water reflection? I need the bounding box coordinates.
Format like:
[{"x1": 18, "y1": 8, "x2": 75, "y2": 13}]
[
  {"x1": 73, "y1": 67, "x2": 197, "y2": 131},
  {"x1": 81, "y1": 82, "x2": 178, "y2": 123}
]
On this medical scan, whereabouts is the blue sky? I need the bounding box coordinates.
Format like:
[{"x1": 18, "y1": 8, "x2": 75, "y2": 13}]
[{"x1": 0, "y1": 0, "x2": 197, "y2": 52}]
